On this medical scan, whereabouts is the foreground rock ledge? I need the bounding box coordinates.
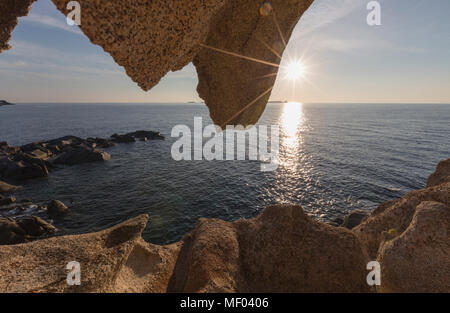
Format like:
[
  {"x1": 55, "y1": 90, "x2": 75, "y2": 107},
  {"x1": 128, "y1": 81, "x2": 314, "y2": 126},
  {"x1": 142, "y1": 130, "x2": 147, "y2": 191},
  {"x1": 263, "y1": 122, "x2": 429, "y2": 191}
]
[
  {"x1": 0, "y1": 205, "x2": 369, "y2": 293},
  {"x1": 1, "y1": 158, "x2": 449, "y2": 293},
  {"x1": 0, "y1": 0, "x2": 314, "y2": 126}
]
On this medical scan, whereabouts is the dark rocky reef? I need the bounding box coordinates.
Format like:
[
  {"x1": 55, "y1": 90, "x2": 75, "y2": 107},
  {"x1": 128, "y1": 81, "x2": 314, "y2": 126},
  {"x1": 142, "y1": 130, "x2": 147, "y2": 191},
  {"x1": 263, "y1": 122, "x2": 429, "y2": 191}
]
[
  {"x1": 0, "y1": 100, "x2": 14, "y2": 106},
  {"x1": 0, "y1": 0, "x2": 314, "y2": 126},
  {"x1": 0, "y1": 158, "x2": 448, "y2": 293},
  {"x1": 0, "y1": 131, "x2": 164, "y2": 181}
]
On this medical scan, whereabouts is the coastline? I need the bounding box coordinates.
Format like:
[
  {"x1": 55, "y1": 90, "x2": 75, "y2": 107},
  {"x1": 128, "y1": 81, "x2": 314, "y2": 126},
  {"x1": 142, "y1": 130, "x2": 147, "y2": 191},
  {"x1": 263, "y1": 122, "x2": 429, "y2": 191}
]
[{"x1": 0, "y1": 158, "x2": 448, "y2": 293}]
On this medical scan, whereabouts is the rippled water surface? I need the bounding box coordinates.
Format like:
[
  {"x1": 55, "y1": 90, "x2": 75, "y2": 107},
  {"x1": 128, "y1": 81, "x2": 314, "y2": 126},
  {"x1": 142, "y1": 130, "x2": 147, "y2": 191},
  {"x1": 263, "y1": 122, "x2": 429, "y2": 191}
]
[{"x1": 0, "y1": 103, "x2": 449, "y2": 244}]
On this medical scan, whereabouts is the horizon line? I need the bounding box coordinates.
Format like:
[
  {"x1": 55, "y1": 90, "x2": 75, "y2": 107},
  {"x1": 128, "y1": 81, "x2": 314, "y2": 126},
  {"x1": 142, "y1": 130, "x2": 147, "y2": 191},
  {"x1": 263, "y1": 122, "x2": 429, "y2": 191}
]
[{"x1": 7, "y1": 102, "x2": 450, "y2": 105}]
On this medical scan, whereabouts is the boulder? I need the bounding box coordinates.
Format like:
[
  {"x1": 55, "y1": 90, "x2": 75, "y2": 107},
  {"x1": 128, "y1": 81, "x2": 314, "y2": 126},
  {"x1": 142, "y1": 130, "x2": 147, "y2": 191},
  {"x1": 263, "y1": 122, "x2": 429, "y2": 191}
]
[
  {"x1": 0, "y1": 194, "x2": 16, "y2": 205},
  {"x1": 91, "y1": 137, "x2": 116, "y2": 148},
  {"x1": 16, "y1": 216, "x2": 57, "y2": 238},
  {"x1": 0, "y1": 217, "x2": 27, "y2": 245},
  {"x1": 0, "y1": 180, "x2": 18, "y2": 193},
  {"x1": 0, "y1": 206, "x2": 370, "y2": 293},
  {"x1": 354, "y1": 160, "x2": 450, "y2": 258},
  {"x1": 47, "y1": 200, "x2": 69, "y2": 217},
  {"x1": 0, "y1": 215, "x2": 165, "y2": 292},
  {"x1": 111, "y1": 134, "x2": 136, "y2": 143},
  {"x1": 0, "y1": 156, "x2": 48, "y2": 180},
  {"x1": 53, "y1": 147, "x2": 111, "y2": 165},
  {"x1": 377, "y1": 201, "x2": 450, "y2": 293},
  {"x1": 0, "y1": 141, "x2": 19, "y2": 155},
  {"x1": 168, "y1": 205, "x2": 370, "y2": 293},
  {"x1": 341, "y1": 210, "x2": 369, "y2": 229},
  {"x1": 427, "y1": 158, "x2": 450, "y2": 187},
  {"x1": 126, "y1": 130, "x2": 165, "y2": 140}
]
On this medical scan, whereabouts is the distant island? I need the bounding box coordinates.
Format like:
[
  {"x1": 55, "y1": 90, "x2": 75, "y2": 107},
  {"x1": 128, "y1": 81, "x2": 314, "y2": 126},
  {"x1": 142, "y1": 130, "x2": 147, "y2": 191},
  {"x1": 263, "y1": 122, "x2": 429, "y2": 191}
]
[{"x1": 0, "y1": 100, "x2": 14, "y2": 106}]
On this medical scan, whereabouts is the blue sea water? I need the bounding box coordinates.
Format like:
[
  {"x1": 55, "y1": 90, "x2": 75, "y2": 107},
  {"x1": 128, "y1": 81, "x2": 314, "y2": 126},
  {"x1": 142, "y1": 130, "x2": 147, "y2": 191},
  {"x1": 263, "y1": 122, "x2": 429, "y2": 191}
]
[{"x1": 0, "y1": 103, "x2": 449, "y2": 244}]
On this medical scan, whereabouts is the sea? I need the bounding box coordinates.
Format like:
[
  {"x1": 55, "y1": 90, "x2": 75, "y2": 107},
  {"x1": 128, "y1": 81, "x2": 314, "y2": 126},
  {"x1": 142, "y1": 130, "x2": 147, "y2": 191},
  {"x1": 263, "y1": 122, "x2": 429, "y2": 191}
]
[{"x1": 0, "y1": 103, "x2": 449, "y2": 244}]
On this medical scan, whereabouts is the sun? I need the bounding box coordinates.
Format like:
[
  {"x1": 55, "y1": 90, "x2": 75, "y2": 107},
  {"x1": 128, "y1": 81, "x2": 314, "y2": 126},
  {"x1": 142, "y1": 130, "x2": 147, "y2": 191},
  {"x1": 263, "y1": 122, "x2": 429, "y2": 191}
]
[{"x1": 285, "y1": 61, "x2": 306, "y2": 80}]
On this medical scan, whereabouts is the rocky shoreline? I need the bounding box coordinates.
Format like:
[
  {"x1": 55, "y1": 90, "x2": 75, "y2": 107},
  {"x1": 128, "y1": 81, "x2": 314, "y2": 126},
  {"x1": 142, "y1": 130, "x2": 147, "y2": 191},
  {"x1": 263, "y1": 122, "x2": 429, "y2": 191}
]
[
  {"x1": 0, "y1": 130, "x2": 164, "y2": 182},
  {"x1": 0, "y1": 131, "x2": 164, "y2": 244},
  {"x1": 0, "y1": 158, "x2": 448, "y2": 293}
]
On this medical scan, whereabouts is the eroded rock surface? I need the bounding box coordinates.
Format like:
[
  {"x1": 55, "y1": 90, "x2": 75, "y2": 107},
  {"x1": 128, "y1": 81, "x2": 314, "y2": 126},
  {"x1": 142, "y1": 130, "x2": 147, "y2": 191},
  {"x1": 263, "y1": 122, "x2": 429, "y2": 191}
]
[
  {"x1": 353, "y1": 158, "x2": 450, "y2": 292},
  {"x1": 0, "y1": 180, "x2": 18, "y2": 193},
  {"x1": 51, "y1": 0, "x2": 226, "y2": 92},
  {"x1": 1, "y1": 0, "x2": 314, "y2": 126},
  {"x1": 0, "y1": 215, "x2": 152, "y2": 292},
  {"x1": 47, "y1": 200, "x2": 68, "y2": 217},
  {"x1": 0, "y1": 0, "x2": 36, "y2": 52},
  {"x1": 427, "y1": 158, "x2": 450, "y2": 187},
  {"x1": 377, "y1": 201, "x2": 449, "y2": 293},
  {"x1": 354, "y1": 160, "x2": 450, "y2": 258},
  {"x1": 194, "y1": 0, "x2": 314, "y2": 126},
  {"x1": 0, "y1": 205, "x2": 370, "y2": 293}
]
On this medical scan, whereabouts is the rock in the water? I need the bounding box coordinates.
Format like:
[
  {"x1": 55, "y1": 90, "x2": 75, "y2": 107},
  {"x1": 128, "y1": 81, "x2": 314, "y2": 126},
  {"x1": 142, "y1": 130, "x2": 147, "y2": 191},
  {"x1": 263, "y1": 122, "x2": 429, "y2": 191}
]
[
  {"x1": 53, "y1": 147, "x2": 111, "y2": 165},
  {"x1": 341, "y1": 210, "x2": 369, "y2": 229},
  {"x1": 0, "y1": 141, "x2": 19, "y2": 155},
  {"x1": 126, "y1": 130, "x2": 165, "y2": 140},
  {"x1": 0, "y1": 194, "x2": 16, "y2": 205},
  {"x1": 90, "y1": 137, "x2": 116, "y2": 148},
  {"x1": 111, "y1": 134, "x2": 136, "y2": 143},
  {"x1": 0, "y1": 155, "x2": 49, "y2": 180},
  {"x1": 16, "y1": 216, "x2": 57, "y2": 238},
  {"x1": 377, "y1": 201, "x2": 450, "y2": 293},
  {"x1": 47, "y1": 200, "x2": 69, "y2": 217},
  {"x1": 0, "y1": 217, "x2": 27, "y2": 245},
  {"x1": 0, "y1": 100, "x2": 14, "y2": 106},
  {"x1": 0, "y1": 180, "x2": 18, "y2": 193}
]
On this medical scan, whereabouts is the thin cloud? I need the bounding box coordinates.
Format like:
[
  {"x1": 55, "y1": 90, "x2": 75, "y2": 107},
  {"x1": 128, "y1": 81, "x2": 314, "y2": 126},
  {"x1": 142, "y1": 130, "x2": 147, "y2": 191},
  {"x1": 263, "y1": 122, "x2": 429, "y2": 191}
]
[
  {"x1": 293, "y1": 0, "x2": 363, "y2": 38},
  {"x1": 23, "y1": 12, "x2": 83, "y2": 35}
]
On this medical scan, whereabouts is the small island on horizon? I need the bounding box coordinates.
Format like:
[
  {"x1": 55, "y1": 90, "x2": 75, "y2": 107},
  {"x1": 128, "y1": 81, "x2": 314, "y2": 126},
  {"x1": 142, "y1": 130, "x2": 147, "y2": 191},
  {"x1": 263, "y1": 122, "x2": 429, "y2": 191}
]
[{"x1": 0, "y1": 100, "x2": 14, "y2": 106}]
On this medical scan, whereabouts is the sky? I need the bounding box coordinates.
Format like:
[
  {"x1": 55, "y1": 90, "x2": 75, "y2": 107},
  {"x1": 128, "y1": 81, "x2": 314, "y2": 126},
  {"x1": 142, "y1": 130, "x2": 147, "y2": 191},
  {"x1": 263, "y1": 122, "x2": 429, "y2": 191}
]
[{"x1": 0, "y1": 0, "x2": 449, "y2": 104}]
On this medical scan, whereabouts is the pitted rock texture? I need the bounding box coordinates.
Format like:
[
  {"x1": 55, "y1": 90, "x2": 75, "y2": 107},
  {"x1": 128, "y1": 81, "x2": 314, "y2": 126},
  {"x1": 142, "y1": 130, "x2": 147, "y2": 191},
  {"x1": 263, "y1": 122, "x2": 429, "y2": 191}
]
[
  {"x1": 1, "y1": 0, "x2": 314, "y2": 126},
  {"x1": 0, "y1": 205, "x2": 370, "y2": 293},
  {"x1": 354, "y1": 159, "x2": 450, "y2": 259},
  {"x1": 51, "y1": 0, "x2": 226, "y2": 92},
  {"x1": 376, "y1": 201, "x2": 449, "y2": 293},
  {"x1": 194, "y1": 0, "x2": 314, "y2": 126},
  {"x1": 0, "y1": 214, "x2": 164, "y2": 292},
  {"x1": 0, "y1": 0, "x2": 36, "y2": 52},
  {"x1": 0, "y1": 159, "x2": 449, "y2": 293},
  {"x1": 427, "y1": 158, "x2": 450, "y2": 187}
]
